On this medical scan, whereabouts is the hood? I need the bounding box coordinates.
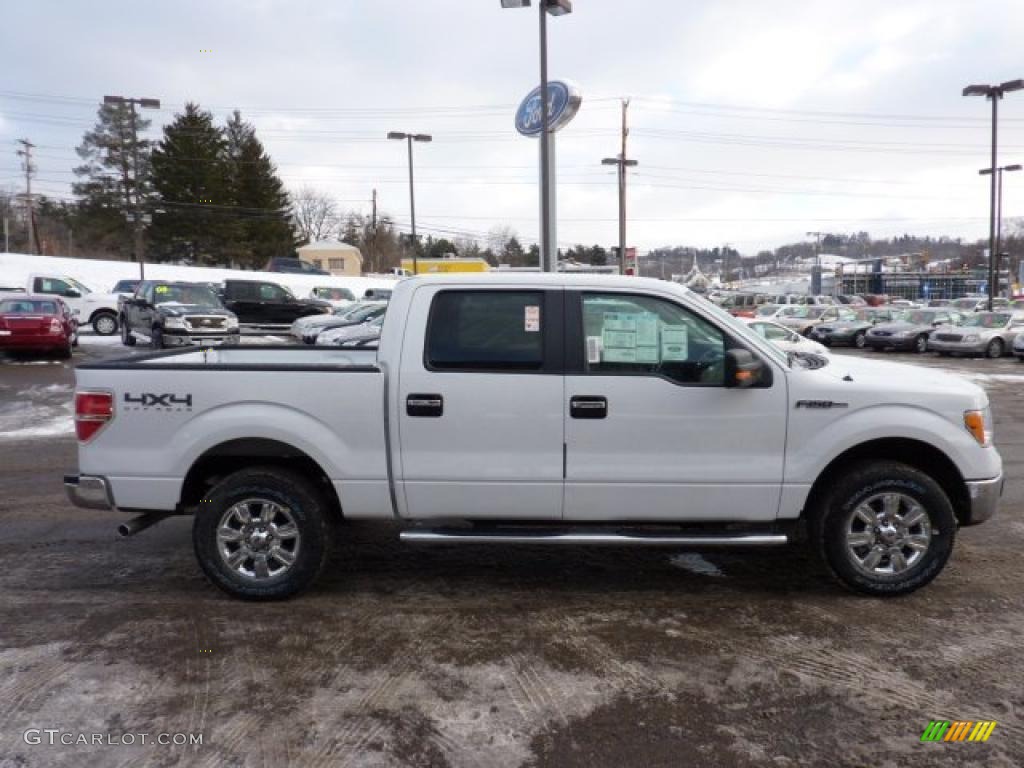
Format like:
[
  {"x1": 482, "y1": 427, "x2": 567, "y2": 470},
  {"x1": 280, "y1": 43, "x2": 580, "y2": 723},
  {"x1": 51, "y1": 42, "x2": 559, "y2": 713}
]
[
  {"x1": 156, "y1": 303, "x2": 233, "y2": 318},
  {"x1": 869, "y1": 321, "x2": 931, "y2": 333},
  {"x1": 818, "y1": 320, "x2": 869, "y2": 330}
]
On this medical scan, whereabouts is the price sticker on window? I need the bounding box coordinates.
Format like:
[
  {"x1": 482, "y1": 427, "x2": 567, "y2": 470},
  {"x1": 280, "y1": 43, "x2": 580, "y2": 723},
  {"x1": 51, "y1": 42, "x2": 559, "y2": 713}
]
[
  {"x1": 524, "y1": 305, "x2": 541, "y2": 332},
  {"x1": 155, "y1": 285, "x2": 169, "y2": 294}
]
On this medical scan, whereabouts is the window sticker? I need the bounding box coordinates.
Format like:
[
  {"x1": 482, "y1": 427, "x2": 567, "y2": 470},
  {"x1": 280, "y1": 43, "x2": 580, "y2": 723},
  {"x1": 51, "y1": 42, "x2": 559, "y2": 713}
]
[
  {"x1": 604, "y1": 347, "x2": 639, "y2": 363},
  {"x1": 586, "y1": 336, "x2": 602, "y2": 364},
  {"x1": 635, "y1": 313, "x2": 659, "y2": 346},
  {"x1": 155, "y1": 285, "x2": 169, "y2": 294},
  {"x1": 661, "y1": 326, "x2": 688, "y2": 361},
  {"x1": 524, "y1": 305, "x2": 541, "y2": 332}
]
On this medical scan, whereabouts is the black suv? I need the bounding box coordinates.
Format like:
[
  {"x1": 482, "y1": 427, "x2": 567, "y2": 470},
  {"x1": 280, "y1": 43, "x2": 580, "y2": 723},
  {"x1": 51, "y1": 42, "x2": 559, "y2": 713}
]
[
  {"x1": 264, "y1": 257, "x2": 329, "y2": 275},
  {"x1": 120, "y1": 281, "x2": 240, "y2": 349},
  {"x1": 221, "y1": 279, "x2": 330, "y2": 326}
]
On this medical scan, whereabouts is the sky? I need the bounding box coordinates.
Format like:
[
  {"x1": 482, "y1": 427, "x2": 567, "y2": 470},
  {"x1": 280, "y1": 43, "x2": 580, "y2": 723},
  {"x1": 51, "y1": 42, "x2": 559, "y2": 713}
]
[{"x1": 2, "y1": 0, "x2": 1024, "y2": 255}]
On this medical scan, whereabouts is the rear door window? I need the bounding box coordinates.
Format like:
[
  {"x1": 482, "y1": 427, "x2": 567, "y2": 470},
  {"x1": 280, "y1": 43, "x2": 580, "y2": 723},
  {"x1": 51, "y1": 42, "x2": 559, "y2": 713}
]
[{"x1": 426, "y1": 291, "x2": 545, "y2": 371}]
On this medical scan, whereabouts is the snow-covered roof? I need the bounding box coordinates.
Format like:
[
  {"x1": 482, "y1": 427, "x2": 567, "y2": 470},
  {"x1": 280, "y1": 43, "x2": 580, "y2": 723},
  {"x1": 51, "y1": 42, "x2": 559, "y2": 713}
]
[{"x1": 297, "y1": 240, "x2": 362, "y2": 254}]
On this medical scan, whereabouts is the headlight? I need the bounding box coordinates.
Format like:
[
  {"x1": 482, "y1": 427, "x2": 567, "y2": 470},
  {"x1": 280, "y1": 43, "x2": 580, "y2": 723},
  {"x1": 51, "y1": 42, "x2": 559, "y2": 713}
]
[
  {"x1": 225, "y1": 316, "x2": 239, "y2": 329},
  {"x1": 962, "y1": 334, "x2": 980, "y2": 343},
  {"x1": 964, "y1": 408, "x2": 993, "y2": 447},
  {"x1": 164, "y1": 316, "x2": 185, "y2": 329}
]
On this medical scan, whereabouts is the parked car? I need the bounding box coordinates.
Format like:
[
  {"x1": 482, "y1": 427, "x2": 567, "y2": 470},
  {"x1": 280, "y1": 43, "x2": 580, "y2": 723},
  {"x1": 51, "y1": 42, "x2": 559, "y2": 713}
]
[
  {"x1": 20, "y1": 273, "x2": 120, "y2": 335},
  {"x1": 925, "y1": 299, "x2": 952, "y2": 308},
  {"x1": 865, "y1": 309, "x2": 962, "y2": 353},
  {"x1": 810, "y1": 307, "x2": 898, "y2": 348},
  {"x1": 835, "y1": 295, "x2": 867, "y2": 306},
  {"x1": 774, "y1": 305, "x2": 858, "y2": 336},
  {"x1": 220, "y1": 279, "x2": 331, "y2": 327},
  {"x1": 264, "y1": 257, "x2": 329, "y2": 275},
  {"x1": 309, "y1": 286, "x2": 357, "y2": 309},
  {"x1": 719, "y1": 292, "x2": 767, "y2": 318},
  {"x1": 0, "y1": 295, "x2": 78, "y2": 358},
  {"x1": 64, "y1": 273, "x2": 1003, "y2": 600},
  {"x1": 119, "y1": 281, "x2": 240, "y2": 349},
  {"x1": 111, "y1": 279, "x2": 141, "y2": 296},
  {"x1": 316, "y1": 313, "x2": 384, "y2": 347},
  {"x1": 290, "y1": 301, "x2": 387, "y2": 345},
  {"x1": 741, "y1": 319, "x2": 828, "y2": 356},
  {"x1": 949, "y1": 297, "x2": 1008, "y2": 313},
  {"x1": 929, "y1": 311, "x2": 1024, "y2": 358},
  {"x1": 363, "y1": 287, "x2": 393, "y2": 301}
]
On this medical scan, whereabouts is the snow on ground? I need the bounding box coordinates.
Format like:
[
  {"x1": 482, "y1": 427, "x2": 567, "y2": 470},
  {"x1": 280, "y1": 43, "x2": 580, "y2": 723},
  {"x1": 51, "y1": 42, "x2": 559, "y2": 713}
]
[
  {"x1": 0, "y1": 251, "x2": 398, "y2": 298},
  {"x1": 76, "y1": 333, "x2": 123, "y2": 347},
  {"x1": 0, "y1": 384, "x2": 74, "y2": 440},
  {"x1": 669, "y1": 553, "x2": 725, "y2": 578},
  {"x1": 937, "y1": 369, "x2": 1024, "y2": 386}
]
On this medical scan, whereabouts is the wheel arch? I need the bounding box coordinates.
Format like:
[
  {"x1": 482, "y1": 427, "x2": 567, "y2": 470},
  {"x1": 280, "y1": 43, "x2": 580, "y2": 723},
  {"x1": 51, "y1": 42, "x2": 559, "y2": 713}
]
[
  {"x1": 180, "y1": 438, "x2": 342, "y2": 520},
  {"x1": 88, "y1": 307, "x2": 118, "y2": 323},
  {"x1": 802, "y1": 437, "x2": 970, "y2": 526}
]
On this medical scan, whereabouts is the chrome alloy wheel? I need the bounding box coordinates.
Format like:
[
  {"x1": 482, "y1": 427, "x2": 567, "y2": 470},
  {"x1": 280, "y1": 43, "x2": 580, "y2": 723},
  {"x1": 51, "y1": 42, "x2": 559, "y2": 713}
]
[
  {"x1": 845, "y1": 492, "x2": 932, "y2": 576},
  {"x1": 216, "y1": 498, "x2": 300, "y2": 580}
]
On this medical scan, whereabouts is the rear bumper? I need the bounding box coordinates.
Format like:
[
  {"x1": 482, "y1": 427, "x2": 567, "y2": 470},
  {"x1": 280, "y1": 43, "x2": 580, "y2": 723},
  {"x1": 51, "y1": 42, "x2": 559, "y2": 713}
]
[
  {"x1": 63, "y1": 474, "x2": 115, "y2": 511},
  {"x1": 963, "y1": 473, "x2": 1003, "y2": 525},
  {"x1": 0, "y1": 333, "x2": 67, "y2": 349}
]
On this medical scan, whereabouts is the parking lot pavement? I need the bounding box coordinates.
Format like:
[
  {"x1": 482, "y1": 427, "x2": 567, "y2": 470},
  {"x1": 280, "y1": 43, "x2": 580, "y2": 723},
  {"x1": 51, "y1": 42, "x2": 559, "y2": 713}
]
[{"x1": 1, "y1": 346, "x2": 1023, "y2": 767}]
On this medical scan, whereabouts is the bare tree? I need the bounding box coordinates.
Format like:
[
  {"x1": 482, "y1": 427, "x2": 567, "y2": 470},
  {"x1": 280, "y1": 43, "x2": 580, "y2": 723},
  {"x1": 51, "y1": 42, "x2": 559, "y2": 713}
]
[
  {"x1": 290, "y1": 186, "x2": 339, "y2": 244},
  {"x1": 487, "y1": 225, "x2": 516, "y2": 257}
]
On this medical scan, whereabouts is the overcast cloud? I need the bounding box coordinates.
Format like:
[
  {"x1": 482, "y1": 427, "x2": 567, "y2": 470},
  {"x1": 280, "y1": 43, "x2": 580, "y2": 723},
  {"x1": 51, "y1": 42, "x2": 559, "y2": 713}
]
[{"x1": 2, "y1": 0, "x2": 1024, "y2": 253}]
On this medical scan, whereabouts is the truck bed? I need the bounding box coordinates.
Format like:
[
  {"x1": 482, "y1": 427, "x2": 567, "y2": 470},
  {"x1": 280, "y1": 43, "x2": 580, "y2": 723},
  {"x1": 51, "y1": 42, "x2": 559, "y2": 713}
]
[{"x1": 84, "y1": 345, "x2": 379, "y2": 370}]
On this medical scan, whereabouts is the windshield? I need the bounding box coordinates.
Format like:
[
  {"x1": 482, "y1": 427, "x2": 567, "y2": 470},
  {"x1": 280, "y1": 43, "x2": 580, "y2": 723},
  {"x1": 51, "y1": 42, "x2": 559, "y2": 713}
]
[
  {"x1": 960, "y1": 312, "x2": 1010, "y2": 328},
  {"x1": 897, "y1": 310, "x2": 936, "y2": 324},
  {"x1": 153, "y1": 284, "x2": 221, "y2": 306},
  {"x1": 65, "y1": 277, "x2": 92, "y2": 295},
  {"x1": 0, "y1": 299, "x2": 60, "y2": 314},
  {"x1": 755, "y1": 305, "x2": 779, "y2": 317},
  {"x1": 951, "y1": 299, "x2": 978, "y2": 309}
]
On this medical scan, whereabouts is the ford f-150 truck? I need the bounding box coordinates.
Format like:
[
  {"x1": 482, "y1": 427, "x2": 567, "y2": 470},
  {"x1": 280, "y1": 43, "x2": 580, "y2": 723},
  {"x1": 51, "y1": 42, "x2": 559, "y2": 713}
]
[
  {"x1": 119, "y1": 280, "x2": 240, "y2": 349},
  {"x1": 9, "y1": 274, "x2": 122, "y2": 335},
  {"x1": 64, "y1": 274, "x2": 1003, "y2": 600}
]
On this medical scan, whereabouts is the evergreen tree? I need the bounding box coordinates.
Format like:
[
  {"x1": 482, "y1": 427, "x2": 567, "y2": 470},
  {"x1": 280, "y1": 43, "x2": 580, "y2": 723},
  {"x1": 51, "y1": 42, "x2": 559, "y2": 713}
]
[
  {"x1": 72, "y1": 101, "x2": 154, "y2": 260},
  {"x1": 224, "y1": 110, "x2": 293, "y2": 268},
  {"x1": 503, "y1": 236, "x2": 526, "y2": 267},
  {"x1": 148, "y1": 103, "x2": 231, "y2": 265}
]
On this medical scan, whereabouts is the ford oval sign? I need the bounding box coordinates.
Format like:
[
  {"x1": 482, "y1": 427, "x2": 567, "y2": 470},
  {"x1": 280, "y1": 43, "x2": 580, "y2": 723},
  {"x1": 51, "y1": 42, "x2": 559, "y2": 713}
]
[{"x1": 515, "y1": 80, "x2": 582, "y2": 137}]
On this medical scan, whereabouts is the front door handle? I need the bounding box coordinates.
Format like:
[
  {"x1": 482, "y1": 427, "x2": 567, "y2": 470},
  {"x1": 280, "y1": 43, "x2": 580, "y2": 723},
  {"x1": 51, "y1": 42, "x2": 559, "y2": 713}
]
[
  {"x1": 570, "y1": 396, "x2": 607, "y2": 419},
  {"x1": 407, "y1": 393, "x2": 444, "y2": 417}
]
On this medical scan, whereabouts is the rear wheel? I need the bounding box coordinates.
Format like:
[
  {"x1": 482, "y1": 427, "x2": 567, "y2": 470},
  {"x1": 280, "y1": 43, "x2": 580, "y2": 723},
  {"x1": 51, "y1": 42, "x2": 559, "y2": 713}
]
[
  {"x1": 986, "y1": 338, "x2": 1003, "y2": 359},
  {"x1": 192, "y1": 467, "x2": 332, "y2": 600},
  {"x1": 810, "y1": 461, "x2": 955, "y2": 596},
  {"x1": 92, "y1": 312, "x2": 117, "y2": 336}
]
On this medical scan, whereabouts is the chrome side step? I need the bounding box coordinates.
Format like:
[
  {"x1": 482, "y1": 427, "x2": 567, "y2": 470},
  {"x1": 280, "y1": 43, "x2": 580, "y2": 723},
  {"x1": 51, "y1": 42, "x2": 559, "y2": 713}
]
[{"x1": 400, "y1": 529, "x2": 789, "y2": 547}]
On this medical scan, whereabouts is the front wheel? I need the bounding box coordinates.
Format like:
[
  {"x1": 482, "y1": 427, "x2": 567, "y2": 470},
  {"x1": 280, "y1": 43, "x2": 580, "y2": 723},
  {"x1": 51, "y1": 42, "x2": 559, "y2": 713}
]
[
  {"x1": 986, "y1": 338, "x2": 1004, "y2": 359},
  {"x1": 811, "y1": 461, "x2": 956, "y2": 596},
  {"x1": 914, "y1": 334, "x2": 928, "y2": 354},
  {"x1": 151, "y1": 326, "x2": 164, "y2": 350},
  {"x1": 853, "y1": 330, "x2": 866, "y2": 349},
  {"x1": 120, "y1": 318, "x2": 136, "y2": 346},
  {"x1": 92, "y1": 312, "x2": 118, "y2": 336},
  {"x1": 192, "y1": 467, "x2": 332, "y2": 600}
]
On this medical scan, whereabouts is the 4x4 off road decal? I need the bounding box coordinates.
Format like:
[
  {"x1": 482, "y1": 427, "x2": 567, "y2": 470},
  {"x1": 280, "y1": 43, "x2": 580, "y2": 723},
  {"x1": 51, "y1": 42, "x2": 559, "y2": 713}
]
[{"x1": 123, "y1": 392, "x2": 193, "y2": 411}]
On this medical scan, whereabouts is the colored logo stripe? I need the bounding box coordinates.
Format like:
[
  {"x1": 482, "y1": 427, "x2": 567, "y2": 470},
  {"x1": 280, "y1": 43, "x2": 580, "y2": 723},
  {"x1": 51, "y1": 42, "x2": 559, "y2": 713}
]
[
  {"x1": 921, "y1": 721, "x2": 949, "y2": 742},
  {"x1": 920, "y1": 720, "x2": 996, "y2": 742},
  {"x1": 969, "y1": 721, "x2": 997, "y2": 742}
]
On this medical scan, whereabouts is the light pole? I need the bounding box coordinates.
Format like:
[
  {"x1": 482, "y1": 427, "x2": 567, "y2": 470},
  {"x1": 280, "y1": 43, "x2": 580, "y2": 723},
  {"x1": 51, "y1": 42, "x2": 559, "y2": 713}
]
[
  {"x1": 104, "y1": 95, "x2": 160, "y2": 279},
  {"x1": 387, "y1": 131, "x2": 432, "y2": 275},
  {"x1": 807, "y1": 231, "x2": 824, "y2": 295},
  {"x1": 501, "y1": 0, "x2": 572, "y2": 272},
  {"x1": 963, "y1": 78, "x2": 1024, "y2": 309},
  {"x1": 979, "y1": 163, "x2": 1022, "y2": 298}
]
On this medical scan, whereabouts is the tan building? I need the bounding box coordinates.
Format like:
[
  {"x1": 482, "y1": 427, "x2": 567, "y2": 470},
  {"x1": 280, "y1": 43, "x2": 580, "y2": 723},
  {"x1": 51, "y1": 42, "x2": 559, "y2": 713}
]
[{"x1": 297, "y1": 240, "x2": 364, "y2": 276}]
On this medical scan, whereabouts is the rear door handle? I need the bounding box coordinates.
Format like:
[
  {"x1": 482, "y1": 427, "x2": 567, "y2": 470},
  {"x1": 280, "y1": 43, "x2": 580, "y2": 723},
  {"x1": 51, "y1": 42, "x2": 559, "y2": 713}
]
[
  {"x1": 407, "y1": 393, "x2": 443, "y2": 417},
  {"x1": 570, "y1": 396, "x2": 607, "y2": 419}
]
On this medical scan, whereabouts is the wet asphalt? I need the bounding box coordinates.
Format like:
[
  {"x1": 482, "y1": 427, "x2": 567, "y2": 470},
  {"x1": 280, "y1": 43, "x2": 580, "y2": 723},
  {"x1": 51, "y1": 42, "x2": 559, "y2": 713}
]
[{"x1": 1, "y1": 337, "x2": 1023, "y2": 767}]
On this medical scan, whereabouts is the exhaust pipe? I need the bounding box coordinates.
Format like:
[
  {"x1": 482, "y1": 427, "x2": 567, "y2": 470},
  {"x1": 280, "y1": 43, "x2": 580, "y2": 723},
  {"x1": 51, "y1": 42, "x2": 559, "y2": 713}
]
[{"x1": 118, "y1": 512, "x2": 170, "y2": 538}]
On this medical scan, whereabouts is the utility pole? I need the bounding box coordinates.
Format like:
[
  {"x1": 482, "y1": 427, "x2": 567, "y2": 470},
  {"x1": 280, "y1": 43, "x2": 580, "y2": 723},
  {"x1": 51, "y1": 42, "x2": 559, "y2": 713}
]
[
  {"x1": 602, "y1": 99, "x2": 638, "y2": 274},
  {"x1": 104, "y1": 96, "x2": 160, "y2": 279},
  {"x1": 807, "y1": 230, "x2": 825, "y2": 295},
  {"x1": 370, "y1": 188, "x2": 378, "y2": 273},
  {"x1": 16, "y1": 139, "x2": 35, "y2": 255}
]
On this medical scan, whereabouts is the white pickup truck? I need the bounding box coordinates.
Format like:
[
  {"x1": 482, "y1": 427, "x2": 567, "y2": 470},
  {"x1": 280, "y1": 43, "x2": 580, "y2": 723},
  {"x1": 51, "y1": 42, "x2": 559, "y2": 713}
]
[
  {"x1": 8, "y1": 274, "x2": 122, "y2": 334},
  {"x1": 64, "y1": 274, "x2": 1002, "y2": 600}
]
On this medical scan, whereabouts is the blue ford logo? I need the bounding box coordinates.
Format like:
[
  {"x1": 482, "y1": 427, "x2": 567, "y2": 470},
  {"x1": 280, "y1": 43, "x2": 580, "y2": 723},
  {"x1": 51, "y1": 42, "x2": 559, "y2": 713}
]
[{"x1": 515, "y1": 80, "x2": 582, "y2": 137}]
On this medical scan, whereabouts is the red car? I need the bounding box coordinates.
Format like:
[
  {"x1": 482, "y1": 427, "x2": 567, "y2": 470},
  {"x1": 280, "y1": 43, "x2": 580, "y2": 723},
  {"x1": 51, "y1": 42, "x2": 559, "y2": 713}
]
[{"x1": 0, "y1": 295, "x2": 78, "y2": 358}]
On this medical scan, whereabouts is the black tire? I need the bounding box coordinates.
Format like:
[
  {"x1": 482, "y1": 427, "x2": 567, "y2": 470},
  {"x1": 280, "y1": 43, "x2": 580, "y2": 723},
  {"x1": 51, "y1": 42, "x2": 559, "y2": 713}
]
[
  {"x1": 853, "y1": 331, "x2": 866, "y2": 349},
  {"x1": 810, "y1": 461, "x2": 956, "y2": 596},
  {"x1": 120, "y1": 317, "x2": 136, "y2": 346},
  {"x1": 57, "y1": 338, "x2": 72, "y2": 359},
  {"x1": 151, "y1": 326, "x2": 164, "y2": 350},
  {"x1": 192, "y1": 467, "x2": 332, "y2": 600},
  {"x1": 913, "y1": 334, "x2": 928, "y2": 354},
  {"x1": 92, "y1": 312, "x2": 118, "y2": 336},
  {"x1": 986, "y1": 338, "x2": 1003, "y2": 359},
  {"x1": 937, "y1": 351, "x2": 951, "y2": 357}
]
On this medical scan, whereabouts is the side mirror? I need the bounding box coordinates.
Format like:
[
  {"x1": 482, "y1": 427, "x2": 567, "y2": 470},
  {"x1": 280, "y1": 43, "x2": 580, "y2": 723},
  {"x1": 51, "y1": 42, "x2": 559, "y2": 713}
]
[
  {"x1": 725, "y1": 349, "x2": 765, "y2": 389},
  {"x1": 64, "y1": 289, "x2": 81, "y2": 298}
]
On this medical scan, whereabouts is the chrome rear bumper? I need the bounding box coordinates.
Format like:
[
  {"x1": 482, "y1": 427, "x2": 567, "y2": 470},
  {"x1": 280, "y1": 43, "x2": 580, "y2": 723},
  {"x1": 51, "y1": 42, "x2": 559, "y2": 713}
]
[{"x1": 63, "y1": 474, "x2": 115, "y2": 511}]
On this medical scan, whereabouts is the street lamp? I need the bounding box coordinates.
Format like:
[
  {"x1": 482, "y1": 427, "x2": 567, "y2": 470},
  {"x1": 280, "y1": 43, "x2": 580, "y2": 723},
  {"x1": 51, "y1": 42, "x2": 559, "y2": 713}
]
[
  {"x1": 962, "y1": 78, "x2": 1024, "y2": 309},
  {"x1": 979, "y1": 163, "x2": 1022, "y2": 298},
  {"x1": 105, "y1": 94, "x2": 160, "y2": 279},
  {"x1": 501, "y1": 0, "x2": 573, "y2": 272},
  {"x1": 387, "y1": 131, "x2": 432, "y2": 275}
]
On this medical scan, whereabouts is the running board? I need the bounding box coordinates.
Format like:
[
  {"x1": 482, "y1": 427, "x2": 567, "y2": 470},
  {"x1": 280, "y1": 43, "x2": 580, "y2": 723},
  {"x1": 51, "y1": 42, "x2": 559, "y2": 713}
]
[{"x1": 400, "y1": 529, "x2": 789, "y2": 547}]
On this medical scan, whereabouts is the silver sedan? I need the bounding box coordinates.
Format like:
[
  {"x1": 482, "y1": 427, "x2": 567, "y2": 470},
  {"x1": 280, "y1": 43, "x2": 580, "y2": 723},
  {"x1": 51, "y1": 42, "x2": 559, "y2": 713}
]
[{"x1": 929, "y1": 311, "x2": 1024, "y2": 358}]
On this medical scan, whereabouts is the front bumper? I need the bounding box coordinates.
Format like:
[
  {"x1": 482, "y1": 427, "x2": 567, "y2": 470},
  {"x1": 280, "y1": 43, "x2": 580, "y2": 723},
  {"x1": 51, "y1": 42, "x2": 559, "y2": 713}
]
[
  {"x1": 865, "y1": 335, "x2": 916, "y2": 350},
  {"x1": 928, "y1": 339, "x2": 987, "y2": 355},
  {"x1": 963, "y1": 473, "x2": 1003, "y2": 525},
  {"x1": 812, "y1": 330, "x2": 855, "y2": 345},
  {"x1": 163, "y1": 329, "x2": 240, "y2": 347},
  {"x1": 63, "y1": 474, "x2": 115, "y2": 511}
]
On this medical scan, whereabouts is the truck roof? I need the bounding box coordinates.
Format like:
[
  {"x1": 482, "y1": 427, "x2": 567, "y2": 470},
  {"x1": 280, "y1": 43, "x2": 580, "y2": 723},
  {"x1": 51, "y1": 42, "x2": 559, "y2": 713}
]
[{"x1": 395, "y1": 272, "x2": 692, "y2": 293}]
